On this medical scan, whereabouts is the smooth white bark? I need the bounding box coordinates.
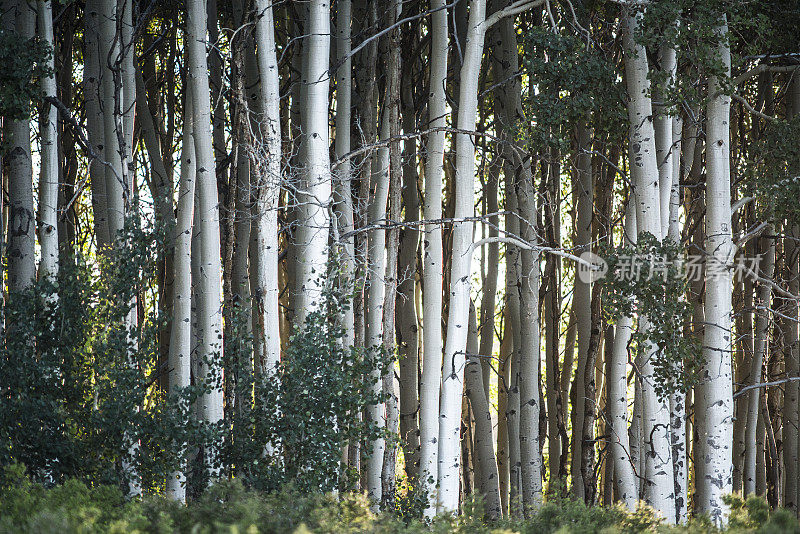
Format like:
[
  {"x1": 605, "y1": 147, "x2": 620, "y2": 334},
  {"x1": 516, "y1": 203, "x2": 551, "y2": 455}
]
[
  {"x1": 436, "y1": 0, "x2": 486, "y2": 514},
  {"x1": 609, "y1": 202, "x2": 638, "y2": 510},
  {"x1": 186, "y1": 0, "x2": 225, "y2": 475},
  {"x1": 166, "y1": 93, "x2": 195, "y2": 502},
  {"x1": 253, "y1": 0, "x2": 282, "y2": 376},
  {"x1": 294, "y1": 0, "x2": 332, "y2": 322},
  {"x1": 419, "y1": 0, "x2": 448, "y2": 517},
  {"x1": 37, "y1": 0, "x2": 59, "y2": 281},
  {"x1": 6, "y1": 0, "x2": 35, "y2": 291}
]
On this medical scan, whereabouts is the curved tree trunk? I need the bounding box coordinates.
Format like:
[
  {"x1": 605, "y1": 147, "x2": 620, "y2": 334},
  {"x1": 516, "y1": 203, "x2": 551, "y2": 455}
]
[{"x1": 436, "y1": 0, "x2": 487, "y2": 514}]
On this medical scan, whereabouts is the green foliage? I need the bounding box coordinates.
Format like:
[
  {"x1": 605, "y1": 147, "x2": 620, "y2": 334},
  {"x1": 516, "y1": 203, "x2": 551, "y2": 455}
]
[
  {"x1": 223, "y1": 282, "x2": 392, "y2": 494},
  {"x1": 0, "y1": 217, "x2": 209, "y2": 492},
  {"x1": 0, "y1": 29, "x2": 52, "y2": 122},
  {"x1": 598, "y1": 233, "x2": 701, "y2": 398},
  {"x1": 518, "y1": 492, "x2": 629, "y2": 534},
  {"x1": 0, "y1": 473, "x2": 798, "y2": 533},
  {"x1": 747, "y1": 116, "x2": 800, "y2": 222},
  {"x1": 520, "y1": 27, "x2": 625, "y2": 152}
]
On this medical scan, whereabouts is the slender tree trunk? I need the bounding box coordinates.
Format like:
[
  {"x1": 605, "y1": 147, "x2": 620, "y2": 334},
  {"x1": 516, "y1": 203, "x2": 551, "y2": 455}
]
[
  {"x1": 37, "y1": 0, "x2": 59, "y2": 282},
  {"x1": 544, "y1": 145, "x2": 564, "y2": 484},
  {"x1": 83, "y1": 0, "x2": 110, "y2": 250},
  {"x1": 497, "y1": 313, "x2": 512, "y2": 515},
  {"x1": 436, "y1": 0, "x2": 487, "y2": 514},
  {"x1": 187, "y1": 0, "x2": 225, "y2": 477},
  {"x1": 696, "y1": 17, "x2": 733, "y2": 525},
  {"x1": 252, "y1": 0, "x2": 282, "y2": 377},
  {"x1": 609, "y1": 201, "x2": 638, "y2": 510},
  {"x1": 744, "y1": 228, "x2": 775, "y2": 495},
  {"x1": 6, "y1": 0, "x2": 36, "y2": 291},
  {"x1": 466, "y1": 302, "x2": 502, "y2": 518},
  {"x1": 381, "y1": 0, "x2": 402, "y2": 504},
  {"x1": 365, "y1": 109, "x2": 390, "y2": 506},
  {"x1": 333, "y1": 0, "x2": 355, "y2": 349},
  {"x1": 419, "y1": 0, "x2": 448, "y2": 516},
  {"x1": 571, "y1": 121, "x2": 593, "y2": 501},
  {"x1": 397, "y1": 47, "x2": 421, "y2": 481},
  {"x1": 293, "y1": 0, "x2": 332, "y2": 321},
  {"x1": 166, "y1": 92, "x2": 195, "y2": 502}
]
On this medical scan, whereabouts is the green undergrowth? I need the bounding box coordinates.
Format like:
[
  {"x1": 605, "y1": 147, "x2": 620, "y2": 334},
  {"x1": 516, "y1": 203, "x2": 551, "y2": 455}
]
[{"x1": 0, "y1": 466, "x2": 797, "y2": 534}]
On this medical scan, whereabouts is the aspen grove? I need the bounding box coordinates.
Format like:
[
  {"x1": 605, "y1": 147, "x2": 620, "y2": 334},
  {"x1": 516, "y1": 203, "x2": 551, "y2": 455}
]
[{"x1": 2, "y1": 0, "x2": 800, "y2": 528}]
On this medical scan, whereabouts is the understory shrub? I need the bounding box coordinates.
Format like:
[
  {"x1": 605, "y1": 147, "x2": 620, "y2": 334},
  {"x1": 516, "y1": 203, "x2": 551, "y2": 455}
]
[{"x1": 0, "y1": 466, "x2": 798, "y2": 534}]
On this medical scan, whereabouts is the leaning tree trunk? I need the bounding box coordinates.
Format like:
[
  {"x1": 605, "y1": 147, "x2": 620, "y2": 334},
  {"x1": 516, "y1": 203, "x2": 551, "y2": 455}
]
[
  {"x1": 419, "y1": 0, "x2": 448, "y2": 517},
  {"x1": 436, "y1": 0, "x2": 487, "y2": 514},
  {"x1": 696, "y1": 17, "x2": 733, "y2": 526},
  {"x1": 186, "y1": 0, "x2": 225, "y2": 477},
  {"x1": 466, "y1": 302, "x2": 502, "y2": 518}
]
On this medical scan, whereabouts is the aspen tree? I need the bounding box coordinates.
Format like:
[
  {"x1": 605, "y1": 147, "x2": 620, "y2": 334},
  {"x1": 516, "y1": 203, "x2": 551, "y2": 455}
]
[
  {"x1": 466, "y1": 302, "x2": 502, "y2": 518},
  {"x1": 436, "y1": 0, "x2": 488, "y2": 513},
  {"x1": 294, "y1": 0, "x2": 332, "y2": 322},
  {"x1": 166, "y1": 92, "x2": 195, "y2": 502},
  {"x1": 608, "y1": 200, "x2": 639, "y2": 510},
  {"x1": 419, "y1": 0, "x2": 448, "y2": 517},
  {"x1": 333, "y1": 0, "x2": 355, "y2": 350},
  {"x1": 696, "y1": 16, "x2": 733, "y2": 526},
  {"x1": 83, "y1": 0, "x2": 111, "y2": 250},
  {"x1": 622, "y1": 7, "x2": 676, "y2": 522},
  {"x1": 38, "y1": 0, "x2": 59, "y2": 281},
  {"x1": 186, "y1": 0, "x2": 225, "y2": 475},
  {"x1": 253, "y1": 0, "x2": 282, "y2": 376},
  {"x1": 6, "y1": 0, "x2": 36, "y2": 291},
  {"x1": 744, "y1": 228, "x2": 774, "y2": 496}
]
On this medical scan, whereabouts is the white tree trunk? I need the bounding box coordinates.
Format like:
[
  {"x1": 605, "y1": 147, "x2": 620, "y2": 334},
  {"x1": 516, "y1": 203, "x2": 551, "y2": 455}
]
[
  {"x1": 166, "y1": 92, "x2": 195, "y2": 502},
  {"x1": 253, "y1": 0, "x2": 282, "y2": 377},
  {"x1": 436, "y1": 0, "x2": 486, "y2": 514},
  {"x1": 333, "y1": 0, "x2": 355, "y2": 349},
  {"x1": 365, "y1": 113, "x2": 390, "y2": 507},
  {"x1": 293, "y1": 0, "x2": 332, "y2": 322},
  {"x1": 623, "y1": 8, "x2": 675, "y2": 522},
  {"x1": 186, "y1": 0, "x2": 225, "y2": 476},
  {"x1": 6, "y1": 0, "x2": 36, "y2": 291},
  {"x1": 609, "y1": 202, "x2": 638, "y2": 510},
  {"x1": 517, "y1": 178, "x2": 543, "y2": 511},
  {"x1": 419, "y1": 0, "x2": 448, "y2": 517},
  {"x1": 697, "y1": 17, "x2": 733, "y2": 526},
  {"x1": 37, "y1": 0, "x2": 59, "y2": 281}
]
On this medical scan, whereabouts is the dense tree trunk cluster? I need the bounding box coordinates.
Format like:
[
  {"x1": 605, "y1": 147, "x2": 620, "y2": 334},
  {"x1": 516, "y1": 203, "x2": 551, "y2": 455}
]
[{"x1": 2, "y1": 0, "x2": 800, "y2": 526}]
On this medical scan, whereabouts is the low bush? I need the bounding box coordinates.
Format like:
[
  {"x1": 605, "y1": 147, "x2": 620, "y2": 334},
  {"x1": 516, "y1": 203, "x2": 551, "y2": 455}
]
[{"x1": 0, "y1": 466, "x2": 798, "y2": 534}]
